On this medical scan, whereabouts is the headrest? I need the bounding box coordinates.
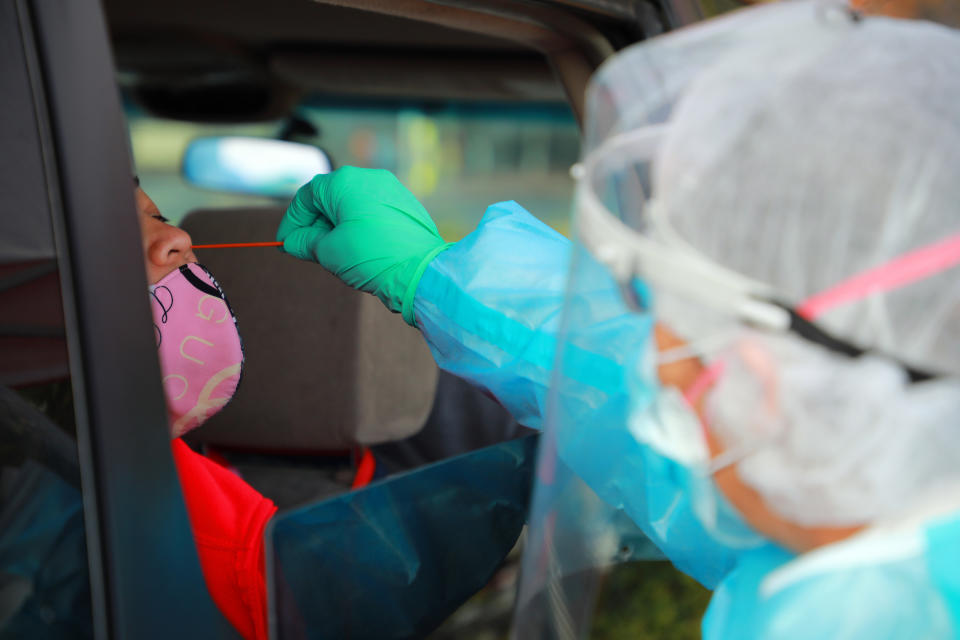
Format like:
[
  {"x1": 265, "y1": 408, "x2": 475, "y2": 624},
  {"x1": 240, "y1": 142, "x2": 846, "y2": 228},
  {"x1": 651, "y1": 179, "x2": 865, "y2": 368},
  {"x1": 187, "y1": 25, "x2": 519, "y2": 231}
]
[{"x1": 181, "y1": 207, "x2": 438, "y2": 451}]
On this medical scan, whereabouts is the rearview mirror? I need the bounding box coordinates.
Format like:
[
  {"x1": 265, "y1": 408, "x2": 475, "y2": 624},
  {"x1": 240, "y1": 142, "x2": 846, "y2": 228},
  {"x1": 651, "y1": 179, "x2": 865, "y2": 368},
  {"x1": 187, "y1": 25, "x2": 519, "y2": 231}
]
[{"x1": 182, "y1": 136, "x2": 332, "y2": 198}]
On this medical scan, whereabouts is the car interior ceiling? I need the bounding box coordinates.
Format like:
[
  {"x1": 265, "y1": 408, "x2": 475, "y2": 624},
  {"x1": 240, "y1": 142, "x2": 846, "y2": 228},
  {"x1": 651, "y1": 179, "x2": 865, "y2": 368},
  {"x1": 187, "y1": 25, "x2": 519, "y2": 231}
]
[{"x1": 104, "y1": 0, "x2": 651, "y2": 123}]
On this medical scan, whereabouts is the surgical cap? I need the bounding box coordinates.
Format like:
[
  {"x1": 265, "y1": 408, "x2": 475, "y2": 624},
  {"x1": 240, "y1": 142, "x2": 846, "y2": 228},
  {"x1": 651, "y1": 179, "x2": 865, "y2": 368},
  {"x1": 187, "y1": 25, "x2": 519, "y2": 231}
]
[{"x1": 651, "y1": 9, "x2": 960, "y2": 526}]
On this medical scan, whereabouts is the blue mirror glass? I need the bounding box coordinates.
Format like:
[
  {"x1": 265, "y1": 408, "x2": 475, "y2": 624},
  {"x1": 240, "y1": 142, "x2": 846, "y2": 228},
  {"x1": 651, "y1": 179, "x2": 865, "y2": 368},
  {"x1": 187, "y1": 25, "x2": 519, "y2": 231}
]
[{"x1": 182, "y1": 136, "x2": 332, "y2": 198}]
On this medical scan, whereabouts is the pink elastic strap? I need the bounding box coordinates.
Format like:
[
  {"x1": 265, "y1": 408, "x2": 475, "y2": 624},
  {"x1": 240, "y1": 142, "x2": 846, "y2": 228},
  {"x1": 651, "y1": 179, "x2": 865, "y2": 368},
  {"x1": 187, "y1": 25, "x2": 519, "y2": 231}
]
[
  {"x1": 798, "y1": 232, "x2": 960, "y2": 320},
  {"x1": 681, "y1": 360, "x2": 725, "y2": 445},
  {"x1": 682, "y1": 360, "x2": 726, "y2": 409}
]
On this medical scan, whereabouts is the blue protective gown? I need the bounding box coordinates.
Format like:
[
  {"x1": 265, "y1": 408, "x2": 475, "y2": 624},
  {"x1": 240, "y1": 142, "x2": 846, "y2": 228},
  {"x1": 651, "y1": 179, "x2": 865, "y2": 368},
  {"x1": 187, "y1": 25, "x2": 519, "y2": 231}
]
[
  {"x1": 702, "y1": 507, "x2": 960, "y2": 639},
  {"x1": 414, "y1": 200, "x2": 765, "y2": 588},
  {"x1": 412, "y1": 201, "x2": 960, "y2": 639}
]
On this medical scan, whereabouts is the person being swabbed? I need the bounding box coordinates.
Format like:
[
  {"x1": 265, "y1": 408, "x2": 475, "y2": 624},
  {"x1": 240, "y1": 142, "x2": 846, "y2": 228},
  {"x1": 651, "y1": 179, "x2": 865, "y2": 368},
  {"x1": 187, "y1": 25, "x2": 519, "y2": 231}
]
[
  {"x1": 137, "y1": 184, "x2": 277, "y2": 640},
  {"x1": 277, "y1": 2, "x2": 960, "y2": 637}
]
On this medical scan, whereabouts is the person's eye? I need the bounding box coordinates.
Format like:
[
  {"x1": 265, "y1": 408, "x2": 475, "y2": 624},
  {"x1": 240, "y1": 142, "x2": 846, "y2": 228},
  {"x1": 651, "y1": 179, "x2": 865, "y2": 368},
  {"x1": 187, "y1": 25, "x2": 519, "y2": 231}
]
[{"x1": 151, "y1": 214, "x2": 170, "y2": 223}]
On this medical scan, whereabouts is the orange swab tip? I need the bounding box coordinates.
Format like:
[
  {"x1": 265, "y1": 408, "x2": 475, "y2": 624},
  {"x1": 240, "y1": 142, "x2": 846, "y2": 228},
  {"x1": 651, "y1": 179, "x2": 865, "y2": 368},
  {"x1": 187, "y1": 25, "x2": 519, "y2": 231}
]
[{"x1": 191, "y1": 241, "x2": 284, "y2": 249}]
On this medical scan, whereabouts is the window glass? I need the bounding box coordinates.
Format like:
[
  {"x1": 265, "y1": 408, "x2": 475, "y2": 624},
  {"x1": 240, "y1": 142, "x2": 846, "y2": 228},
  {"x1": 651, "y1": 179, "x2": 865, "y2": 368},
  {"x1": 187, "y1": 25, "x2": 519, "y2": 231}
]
[
  {"x1": 270, "y1": 434, "x2": 538, "y2": 639},
  {"x1": 128, "y1": 98, "x2": 580, "y2": 238},
  {"x1": 0, "y1": 258, "x2": 90, "y2": 640},
  {"x1": 1, "y1": 5, "x2": 91, "y2": 634}
]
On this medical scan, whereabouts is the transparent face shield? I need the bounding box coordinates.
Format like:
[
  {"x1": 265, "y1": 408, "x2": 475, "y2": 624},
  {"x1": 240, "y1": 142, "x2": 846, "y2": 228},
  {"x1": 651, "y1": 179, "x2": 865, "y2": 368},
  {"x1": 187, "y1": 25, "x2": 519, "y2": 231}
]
[{"x1": 512, "y1": 3, "x2": 960, "y2": 637}]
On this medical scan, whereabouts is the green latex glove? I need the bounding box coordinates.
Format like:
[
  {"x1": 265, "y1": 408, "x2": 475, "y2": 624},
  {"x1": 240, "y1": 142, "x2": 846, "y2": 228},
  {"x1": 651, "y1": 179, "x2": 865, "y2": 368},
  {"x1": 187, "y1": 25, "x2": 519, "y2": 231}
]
[{"x1": 276, "y1": 167, "x2": 454, "y2": 326}]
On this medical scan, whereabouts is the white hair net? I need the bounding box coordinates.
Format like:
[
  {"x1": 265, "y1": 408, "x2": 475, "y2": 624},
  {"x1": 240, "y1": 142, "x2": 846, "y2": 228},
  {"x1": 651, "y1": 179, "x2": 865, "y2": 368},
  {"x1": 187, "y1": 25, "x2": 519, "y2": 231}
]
[{"x1": 647, "y1": 8, "x2": 960, "y2": 526}]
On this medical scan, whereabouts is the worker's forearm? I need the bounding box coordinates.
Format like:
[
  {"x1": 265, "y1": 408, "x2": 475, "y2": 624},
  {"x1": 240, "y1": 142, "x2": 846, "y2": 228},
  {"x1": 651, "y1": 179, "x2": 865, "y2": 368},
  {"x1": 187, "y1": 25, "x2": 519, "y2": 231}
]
[{"x1": 412, "y1": 200, "x2": 647, "y2": 430}]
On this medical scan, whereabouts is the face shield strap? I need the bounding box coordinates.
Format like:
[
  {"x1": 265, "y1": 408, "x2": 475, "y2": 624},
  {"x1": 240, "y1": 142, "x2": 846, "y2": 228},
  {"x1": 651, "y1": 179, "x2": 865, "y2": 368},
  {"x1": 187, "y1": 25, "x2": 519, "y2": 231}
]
[
  {"x1": 789, "y1": 230, "x2": 960, "y2": 383},
  {"x1": 771, "y1": 301, "x2": 936, "y2": 383}
]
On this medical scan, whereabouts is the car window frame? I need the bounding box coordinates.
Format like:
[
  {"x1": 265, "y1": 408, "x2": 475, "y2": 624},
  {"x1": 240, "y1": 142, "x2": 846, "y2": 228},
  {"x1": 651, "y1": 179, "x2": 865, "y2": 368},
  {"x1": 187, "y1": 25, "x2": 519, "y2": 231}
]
[{"x1": 15, "y1": 0, "x2": 237, "y2": 636}]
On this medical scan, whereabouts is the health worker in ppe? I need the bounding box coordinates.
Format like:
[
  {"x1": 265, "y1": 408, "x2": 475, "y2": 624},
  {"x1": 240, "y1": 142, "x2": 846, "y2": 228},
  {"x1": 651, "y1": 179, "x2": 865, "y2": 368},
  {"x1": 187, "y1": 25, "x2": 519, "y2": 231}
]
[{"x1": 276, "y1": 2, "x2": 960, "y2": 638}]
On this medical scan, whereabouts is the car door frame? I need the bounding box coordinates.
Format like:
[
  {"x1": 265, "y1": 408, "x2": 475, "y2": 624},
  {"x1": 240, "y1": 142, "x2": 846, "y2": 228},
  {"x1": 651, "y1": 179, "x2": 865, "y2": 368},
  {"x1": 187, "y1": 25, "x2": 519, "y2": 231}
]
[{"x1": 14, "y1": 0, "x2": 237, "y2": 636}]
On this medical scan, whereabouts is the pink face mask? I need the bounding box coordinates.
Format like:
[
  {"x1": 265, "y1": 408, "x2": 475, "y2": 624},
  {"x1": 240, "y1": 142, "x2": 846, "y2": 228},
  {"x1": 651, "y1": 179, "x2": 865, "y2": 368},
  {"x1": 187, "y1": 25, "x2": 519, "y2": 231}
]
[{"x1": 149, "y1": 263, "x2": 244, "y2": 438}]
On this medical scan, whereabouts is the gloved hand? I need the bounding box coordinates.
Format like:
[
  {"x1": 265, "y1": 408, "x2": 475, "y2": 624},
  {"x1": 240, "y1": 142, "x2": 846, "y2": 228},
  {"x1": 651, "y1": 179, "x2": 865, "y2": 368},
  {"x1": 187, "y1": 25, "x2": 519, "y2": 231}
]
[{"x1": 277, "y1": 167, "x2": 454, "y2": 326}]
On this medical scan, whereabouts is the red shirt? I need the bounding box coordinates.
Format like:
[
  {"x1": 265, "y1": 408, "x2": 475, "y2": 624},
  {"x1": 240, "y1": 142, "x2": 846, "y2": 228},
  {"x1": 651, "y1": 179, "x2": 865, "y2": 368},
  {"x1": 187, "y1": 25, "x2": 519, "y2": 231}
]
[{"x1": 171, "y1": 438, "x2": 277, "y2": 640}]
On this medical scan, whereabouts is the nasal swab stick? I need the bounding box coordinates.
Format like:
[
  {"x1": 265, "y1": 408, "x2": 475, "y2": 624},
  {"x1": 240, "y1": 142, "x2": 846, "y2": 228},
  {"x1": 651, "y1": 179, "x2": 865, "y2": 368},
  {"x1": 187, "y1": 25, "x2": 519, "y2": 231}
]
[{"x1": 191, "y1": 241, "x2": 284, "y2": 249}]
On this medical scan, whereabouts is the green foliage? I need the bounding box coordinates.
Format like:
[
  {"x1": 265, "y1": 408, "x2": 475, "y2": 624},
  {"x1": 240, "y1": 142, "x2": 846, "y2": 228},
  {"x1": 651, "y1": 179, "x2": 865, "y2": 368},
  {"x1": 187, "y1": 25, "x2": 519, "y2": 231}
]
[{"x1": 590, "y1": 561, "x2": 711, "y2": 640}]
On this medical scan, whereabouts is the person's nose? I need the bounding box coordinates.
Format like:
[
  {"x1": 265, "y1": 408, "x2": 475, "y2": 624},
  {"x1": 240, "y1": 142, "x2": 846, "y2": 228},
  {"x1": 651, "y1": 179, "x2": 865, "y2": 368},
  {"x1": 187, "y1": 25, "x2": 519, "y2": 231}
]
[{"x1": 147, "y1": 223, "x2": 195, "y2": 274}]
